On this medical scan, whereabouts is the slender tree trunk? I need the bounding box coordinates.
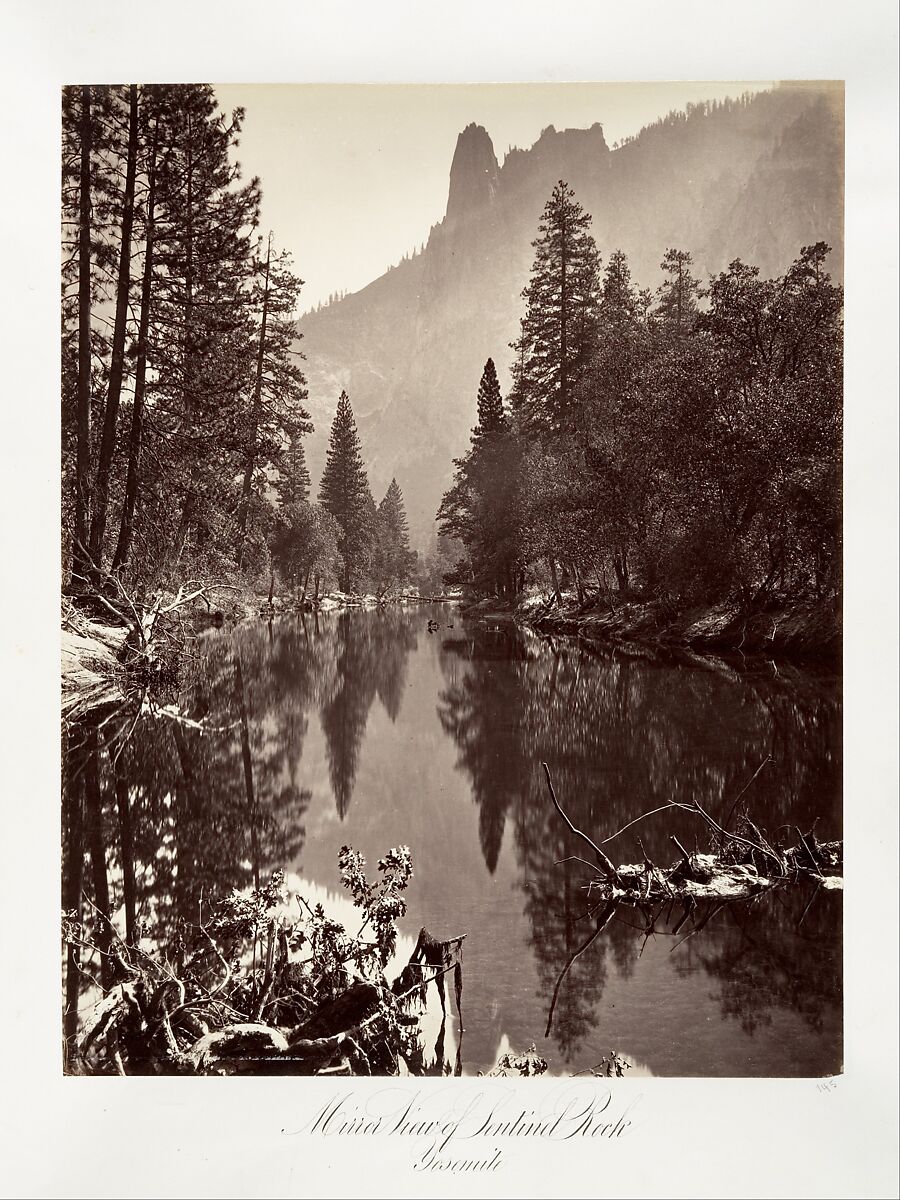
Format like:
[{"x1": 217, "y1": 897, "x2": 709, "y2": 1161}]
[
  {"x1": 73, "y1": 86, "x2": 93, "y2": 584},
  {"x1": 84, "y1": 730, "x2": 113, "y2": 988},
  {"x1": 234, "y1": 655, "x2": 260, "y2": 890},
  {"x1": 573, "y1": 562, "x2": 586, "y2": 605},
  {"x1": 267, "y1": 569, "x2": 275, "y2": 605},
  {"x1": 558, "y1": 202, "x2": 568, "y2": 425},
  {"x1": 612, "y1": 550, "x2": 629, "y2": 592},
  {"x1": 237, "y1": 235, "x2": 272, "y2": 566},
  {"x1": 62, "y1": 740, "x2": 84, "y2": 1065},
  {"x1": 112, "y1": 120, "x2": 158, "y2": 574},
  {"x1": 115, "y1": 773, "x2": 137, "y2": 945},
  {"x1": 172, "y1": 120, "x2": 197, "y2": 577},
  {"x1": 548, "y1": 555, "x2": 562, "y2": 604},
  {"x1": 90, "y1": 84, "x2": 138, "y2": 566},
  {"x1": 301, "y1": 568, "x2": 310, "y2": 602}
]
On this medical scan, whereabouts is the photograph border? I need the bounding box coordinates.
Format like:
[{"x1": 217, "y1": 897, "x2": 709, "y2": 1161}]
[{"x1": 2, "y1": 2, "x2": 897, "y2": 1196}]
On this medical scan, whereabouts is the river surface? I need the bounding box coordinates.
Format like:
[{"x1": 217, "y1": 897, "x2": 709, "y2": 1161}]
[{"x1": 63, "y1": 603, "x2": 842, "y2": 1076}]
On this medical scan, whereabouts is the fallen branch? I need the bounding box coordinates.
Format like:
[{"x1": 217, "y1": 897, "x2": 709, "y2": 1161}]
[
  {"x1": 543, "y1": 771, "x2": 841, "y2": 905},
  {"x1": 542, "y1": 763, "x2": 624, "y2": 886}
]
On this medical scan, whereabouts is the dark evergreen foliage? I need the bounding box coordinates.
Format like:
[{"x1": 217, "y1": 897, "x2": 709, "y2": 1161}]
[
  {"x1": 318, "y1": 392, "x2": 373, "y2": 592},
  {"x1": 510, "y1": 180, "x2": 602, "y2": 437},
  {"x1": 437, "y1": 359, "x2": 523, "y2": 598},
  {"x1": 441, "y1": 175, "x2": 842, "y2": 610}
]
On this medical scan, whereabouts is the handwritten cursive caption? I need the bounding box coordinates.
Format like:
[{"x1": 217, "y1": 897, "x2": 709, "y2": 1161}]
[{"x1": 284, "y1": 1085, "x2": 641, "y2": 1174}]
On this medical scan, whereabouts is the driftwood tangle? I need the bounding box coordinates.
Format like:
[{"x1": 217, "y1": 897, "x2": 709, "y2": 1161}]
[{"x1": 541, "y1": 762, "x2": 842, "y2": 906}]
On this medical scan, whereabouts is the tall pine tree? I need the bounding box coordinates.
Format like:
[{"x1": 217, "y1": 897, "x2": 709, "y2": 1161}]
[
  {"x1": 275, "y1": 425, "x2": 312, "y2": 507},
  {"x1": 510, "y1": 180, "x2": 601, "y2": 438},
  {"x1": 318, "y1": 391, "x2": 372, "y2": 592},
  {"x1": 655, "y1": 249, "x2": 701, "y2": 332},
  {"x1": 236, "y1": 233, "x2": 312, "y2": 565},
  {"x1": 471, "y1": 356, "x2": 506, "y2": 444},
  {"x1": 371, "y1": 478, "x2": 416, "y2": 594},
  {"x1": 437, "y1": 358, "x2": 521, "y2": 597},
  {"x1": 147, "y1": 86, "x2": 261, "y2": 579}
]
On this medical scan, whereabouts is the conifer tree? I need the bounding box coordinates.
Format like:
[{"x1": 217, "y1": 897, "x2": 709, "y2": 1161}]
[
  {"x1": 236, "y1": 233, "x2": 312, "y2": 564},
  {"x1": 371, "y1": 478, "x2": 416, "y2": 594},
  {"x1": 146, "y1": 85, "x2": 261, "y2": 577},
  {"x1": 65, "y1": 84, "x2": 94, "y2": 581},
  {"x1": 318, "y1": 391, "x2": 372, "y2": 591},
  {"x1": 471, "y1": 357, "x2": 506, "y2": 444},
  {"x1": 89, "y1": 84, "x2": 140, "y2": 565},
  {"x1": 655, "y1": 248, "x2": 701, "y2": 332},
  {"x1": 275, "y1": 425, "x2": 312, "y2": 507},
  {"x1": 437, "y1": 358, "x2": 521, "y2": 597},
  {"x1": 510, "y1": 180, "x2": 601, "y2": 437}
]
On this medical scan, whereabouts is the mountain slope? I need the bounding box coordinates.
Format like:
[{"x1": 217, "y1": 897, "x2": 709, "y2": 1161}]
[{"x1": 295, "y1": 84, "x2": 843, "y2": 547}]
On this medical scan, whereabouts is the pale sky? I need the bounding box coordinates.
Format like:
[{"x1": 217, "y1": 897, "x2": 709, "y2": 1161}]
[{"x1": 214, "y1": 82, "x2": 773, "y2": 311}]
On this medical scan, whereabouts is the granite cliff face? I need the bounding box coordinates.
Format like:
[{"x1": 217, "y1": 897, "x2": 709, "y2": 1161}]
[{"x1": 295, "y1": 85, "x2": 843, "y2": 547}]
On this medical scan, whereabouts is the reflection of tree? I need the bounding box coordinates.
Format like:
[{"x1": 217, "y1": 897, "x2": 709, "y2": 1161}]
[
  {"x1": 320, "y1": 614, "x2": 377, "y2": 819},
  {"x1": 370, "y1": 607, "x2": 418, "y2": 722},
  {"x1": 61, "y1": 609, "x2": 427, "y2": 1055},
  {"x1": 62, "y1": 624, "x2": 322, "y2": 979},
  {"x1": 680, "y1": 886, "x2": 842, "y2": 1044},
  {"x1": 437, "y1": 622, "x2": 841, "y2": 1062},
  {"x1": 437, "y1": 630, "x2": 530, "y2": 871},
  {"x1": 320, "y1": 609, "x2": 418, "y2": 818}
]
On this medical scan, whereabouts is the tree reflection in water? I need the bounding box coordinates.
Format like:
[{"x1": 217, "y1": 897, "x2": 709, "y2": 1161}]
[
  {"x1": 437, "y1": 621, "x2": 841, "y2": 1066},
  {"x1": 61, "y1": 609, "x2": 840, "y2": 1074},
  {"x1": 321, "y1": 610, "x2": 418, "y2": 818},
  {"x1": 61, "y1": 612, "x2": 421, "y2": 1057}
]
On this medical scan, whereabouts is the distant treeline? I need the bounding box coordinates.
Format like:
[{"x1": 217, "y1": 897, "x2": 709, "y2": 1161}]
[{"x1": 438, "y1": 179, "x2": 842, "y2": 606}]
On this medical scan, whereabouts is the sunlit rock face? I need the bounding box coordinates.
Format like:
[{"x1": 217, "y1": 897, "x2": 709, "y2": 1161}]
[{"x1": 295, "y1": 86, "x2": 843, "y2": 548}]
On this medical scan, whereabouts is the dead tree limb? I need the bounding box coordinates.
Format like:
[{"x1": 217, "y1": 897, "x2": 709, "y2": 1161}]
[
  {"x1": 542, "y1": 763, "x2": 624, "y2": 886},
  {"x1": 545, "y1": 899, "x2": 618, "y2": 1037}
]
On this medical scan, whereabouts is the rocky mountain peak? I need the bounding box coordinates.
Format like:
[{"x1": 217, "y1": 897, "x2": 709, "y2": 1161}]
[{"x1": 445, "y1": 122, "x2": 500, "y2": 222}]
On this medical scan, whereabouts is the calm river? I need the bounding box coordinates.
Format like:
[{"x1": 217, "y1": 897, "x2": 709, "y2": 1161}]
[{"x1": 63, "y1": 603, "x2": 842, "y2": 1076}]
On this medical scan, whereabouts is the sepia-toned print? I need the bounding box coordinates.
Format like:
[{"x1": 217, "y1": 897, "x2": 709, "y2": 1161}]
[{"x1": 61, "y1": 82, "x2": 843, "y2": 1078}]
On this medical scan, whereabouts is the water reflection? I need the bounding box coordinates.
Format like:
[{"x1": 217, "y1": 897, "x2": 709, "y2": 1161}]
[
  {"x1": 321, "y1": 611, "x2": 418, "y2": 817},
  {"x1": 61, "y1": 607, "x2": 841, "y2": 1075},
  {"x1": 436, "y1": 622, "x2": 841, "y2": 1068}
]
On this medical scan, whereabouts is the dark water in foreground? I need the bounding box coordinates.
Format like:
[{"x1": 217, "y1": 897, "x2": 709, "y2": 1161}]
[{"x1": 63, "y1": 603, "x2": 842, "y2": 1076}]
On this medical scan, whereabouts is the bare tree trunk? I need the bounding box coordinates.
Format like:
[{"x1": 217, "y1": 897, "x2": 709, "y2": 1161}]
[
  {"x1": 573, "y1": 562, "x2": 586, "y2": 605},
  {"x1": 234, "y1": 655, "x2": 260, "y2": 890},
  {"x1": 547, "y1": 555, "x2": 562, "y2": 604},
  {"x1": 115, "y1": 772, "x2": 137, "y2": 945},
  {"x1": 112, "y1": 119, "x2": 158, "y2": 575},
  {"x1": 169, "y1": 119, "x2": 197, "y2": 580},
  {"x1": 62, "y1": 740, "x2": 84, "y2": 1065},
  {"x1": 612, "y1": 550, "x2": 629, "y2": 592},
  {"x1": 90, "y1": 84, "x2": 138, "y2": 566},
  {"x1": 84, "y1": 730, "x2": 113, "y2": 988},
  {"x1": 73, "y1": 86, "x2": 93, "y2": 584},
  {"x1": 237, "y1": 235, "x2": 272, "y2": 566},
  {"x1": 267, "y1": 569, "x2": 275, "y2": 605}
]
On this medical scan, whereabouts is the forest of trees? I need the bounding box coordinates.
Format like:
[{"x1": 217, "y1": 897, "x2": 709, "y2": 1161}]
[
  {"x1": 438, "y1": 179, "x2": 843, "y2": 610},
  {"x1": 61, "y1": 84, "x2": 417, "y2": 603}
]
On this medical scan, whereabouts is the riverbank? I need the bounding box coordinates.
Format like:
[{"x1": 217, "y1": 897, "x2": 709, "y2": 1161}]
[
  {"x1": 62, "y1": 587, "x2": 463, "y2": 723},
  {"x1": 256, "y1": 588, "x2": 461, "y2": 617},
  {"x1": 464, "y1": 591, "x2": 841, "y2": 663}
]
